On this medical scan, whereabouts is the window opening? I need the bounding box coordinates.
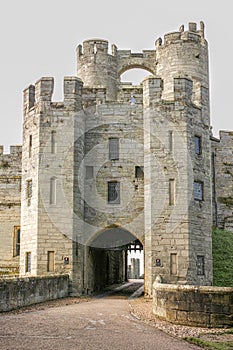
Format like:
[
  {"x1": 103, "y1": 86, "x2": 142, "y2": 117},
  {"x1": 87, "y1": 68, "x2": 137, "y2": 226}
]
[
  {"x1": 29, "y1": 135, "x2": 32, "y2": 158},
  {"x1": 13, "y1": 226, "x2": 20, "y2": 257},
  {"x1": 170, "y1": 253, "x2": 177, "y2": 275},
  {"x1": 27, "y1": 180, "x2": 32, "y2": 206},
  {"x1": 25, "y1": 252, "x2": 31, "y2": 273},
  {"x1": 47, "y1": 251, "x2": 55, "y2": 272},
  {"x1": 194, "y1": 135, "x2": 202, "y2": 155},
  {"x1": 109, "y1": 138, "x2": 119, "y2": 160},
  {"x1": 169, "y1": 179, "x2": 175, "y2": 206},
  {"x1": 86, "y1": 166, "x2": 94, "y2": 179},
  {"x1": 50, "y1": 177, "x2": 57, "y2": 205},
  {"x1": 169, "y1": 130, "x2": 173, "y2": 153},
  {"x1": 135, "y1": 166, "x2": 144, "y2": 179},
  {"x1": 51, "y1": 131, "x2": 56, "y2": 154},
  {"x1": 197, "y1": 255, "x2": 205, "y2": 275},
  {"x1": 94, "y1": 42, "x2": 97, "y2": 54},
  {"x1": 194, "y1": 181, "x2": 203, "y2": 201},
  {"x1": 108, "y1": 181, "x2": 120, "y2": 204}
]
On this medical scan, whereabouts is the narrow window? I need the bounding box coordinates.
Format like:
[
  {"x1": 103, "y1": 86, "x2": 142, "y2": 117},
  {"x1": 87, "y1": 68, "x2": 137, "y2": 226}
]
[
  {"x1": 47, "y1": 251, "x2": 55, "y2": 272},
  {"x1": 86, "y1": 166, "x2": 94, "y2": 179},
  {"x1": 29, "y1": 135, "x2": 32, "y2": 158},
  {"x1": 109, "y1": 138, "x2": 119, "y2": 160},
  {"x1": 170, "y1": 253, "x2": 177, "y2": 275},
  {"x1": 13, "y1": 226, "x2": 20, "y2": 257},
  {"x1": 197, "y1": 255, "x2": 205, "y2": 275},
  {"x1": 135, "y1": 166, "x2": 144, "y2": 179},
  {"x1": 50, "y1": 177, "x2": 57, "y2": 205},
  {"x1": 18, "y1": 177, "x2": 22, "y2": 192},
  {"x1": 194, "y1": 181, "x2": 203, "y2": 201},
  {"x1": 169, "y1": 130, "x2": 173, "y2": 153},
  {"x1": 51, "y1": 131, "x2": 56, "y2": 154},
  {"x1": 194, "y1": 135, "x2": 202, "y2": 155},
  {"x1": 25, "y1": 252, "x2": 31, "y2": 273},
  {"x1": 94, "y1": 42, "x2": 97, "y2": 54},
  {"x1": 27, "y1": 179, "x2": 32, "y2": 206},
  {"x1": 108, "y1": 181, "x2": 120, "y2": 204},
  {"x1": 169, "y1": 179, "x2": 175, "y2": 206}
]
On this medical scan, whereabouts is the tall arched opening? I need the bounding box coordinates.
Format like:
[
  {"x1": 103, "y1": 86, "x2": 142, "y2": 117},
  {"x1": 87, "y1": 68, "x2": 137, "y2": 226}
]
[{"x1": 86, "y1": 227, "x2": 143, "y2": 293}]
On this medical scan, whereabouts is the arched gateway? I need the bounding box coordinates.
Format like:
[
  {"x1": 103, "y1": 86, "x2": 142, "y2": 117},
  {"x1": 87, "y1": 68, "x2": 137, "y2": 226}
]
[
  {"x1": 19, "y1": 22, "x2": 213, "y2": 296},
  {"x1": 86, "y1": 227, "x2": 143, "y2": 293}
]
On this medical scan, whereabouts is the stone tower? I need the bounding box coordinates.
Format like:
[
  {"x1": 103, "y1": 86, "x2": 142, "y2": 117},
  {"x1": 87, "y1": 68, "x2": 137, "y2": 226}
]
[{"x1": 20, "y1": 22, "x2": 213, "y2": 296}]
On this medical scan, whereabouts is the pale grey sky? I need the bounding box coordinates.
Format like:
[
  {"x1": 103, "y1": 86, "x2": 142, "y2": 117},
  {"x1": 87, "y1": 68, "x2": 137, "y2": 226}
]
[{"x1": 0, "y1": 0, "x2": 232, "y2": 151}]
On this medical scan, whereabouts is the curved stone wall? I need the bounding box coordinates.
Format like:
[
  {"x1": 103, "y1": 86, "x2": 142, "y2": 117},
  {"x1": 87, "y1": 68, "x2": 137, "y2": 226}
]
[{"x1": 153, "y1": 283, "x2": 233, "y2": 327}]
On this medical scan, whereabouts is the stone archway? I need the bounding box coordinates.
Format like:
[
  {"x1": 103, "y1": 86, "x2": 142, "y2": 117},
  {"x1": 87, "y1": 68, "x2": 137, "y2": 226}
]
[
  {"x1": 120, "y1": 67, "x2": 154, "y2": 86},
  {"x1": 86, "y1": 227, "x2": 143, "y2": 292}
]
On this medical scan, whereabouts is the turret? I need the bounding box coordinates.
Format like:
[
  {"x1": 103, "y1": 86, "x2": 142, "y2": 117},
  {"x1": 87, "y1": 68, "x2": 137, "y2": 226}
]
[
  {"x1": 155, "y1": 21, "x2": 209, "y2": 107},
  {"x1": 77, "y1": 39, "x2": 118, "y2": 101}
]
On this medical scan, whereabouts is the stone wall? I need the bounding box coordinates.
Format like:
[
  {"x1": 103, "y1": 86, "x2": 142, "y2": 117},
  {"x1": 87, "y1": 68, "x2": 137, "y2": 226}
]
[
  {"x1": 143, "y1": 76, "x2": 212, "y2": 295},
  {"x1": 20, "y1": 78, "x2": 84, "y2": 296},
  {"x1": 0, "y1": 146, "x2": 22, "y2": 272},
  {"x1": 0, "y1": 275, "x2": 69, "y2": 312},
  {"x1": 153, "y1": 283, "x2": 233, "y2": 327}
]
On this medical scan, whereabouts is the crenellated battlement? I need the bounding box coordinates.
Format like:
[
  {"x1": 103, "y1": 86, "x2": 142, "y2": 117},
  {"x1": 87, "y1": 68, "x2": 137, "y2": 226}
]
[
  {"x1": 142, "y1": 75, "x2": 209, "y2": 109},
  {"x1": 24, "y1": 76, "x2": 83, "y2": 115},
  {"x1": 78, "y1": 39, "x2": 110, "y2": 57},
  {"x1": 219, "y1": 130, "x2": 233, "y2": 140},
  {"x1": 0, "y1": 145, "x2": 22, "y2": 157},
  {"x1": 156, "y1": 21, "x2": 205, "y2": 48}
]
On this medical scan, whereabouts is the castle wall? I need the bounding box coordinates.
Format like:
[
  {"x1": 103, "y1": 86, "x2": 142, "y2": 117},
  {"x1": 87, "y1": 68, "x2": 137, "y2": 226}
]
[
  {"x1": 1, "y1": 21, "x2": 227, "y2": 296},
  {"x1": 0, "y1": 146, "x2": 21, "y2": 272}
]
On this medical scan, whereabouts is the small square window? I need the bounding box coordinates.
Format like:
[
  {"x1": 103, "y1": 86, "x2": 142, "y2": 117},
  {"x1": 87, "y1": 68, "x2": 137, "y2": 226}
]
[
  {"x1": 86, "y1": 166, "x2": 94, "y2": 179},
  {"x1": 108, "y1": 181, "x2": 120, "y2": 204},
  {"x1": 194, "y1": 135, "x2": 202, "y2": 155},
  {"x1": 135, "y1": 166, "x2": 144, "y2": 179},
  {"x1": 194, "y1": 181, "x2": 203, "y2": 201}
]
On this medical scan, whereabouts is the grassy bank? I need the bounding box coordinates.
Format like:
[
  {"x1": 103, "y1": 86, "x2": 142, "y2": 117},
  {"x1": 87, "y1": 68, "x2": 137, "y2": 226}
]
[{"x1": 212, "y1": 229, "x2": 233, "y2": 287}]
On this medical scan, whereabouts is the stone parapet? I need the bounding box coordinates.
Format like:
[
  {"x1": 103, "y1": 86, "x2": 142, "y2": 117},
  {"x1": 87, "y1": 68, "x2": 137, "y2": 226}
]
[
  {"x1": 0, "y1": 275, "x2": 69, "y2": 312},
  {"x1": 153, "y1": 282, "x2": 233, "y2": 327}
]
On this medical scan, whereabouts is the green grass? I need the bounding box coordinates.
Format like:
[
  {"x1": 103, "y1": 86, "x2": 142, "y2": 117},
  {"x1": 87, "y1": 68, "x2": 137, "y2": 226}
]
[
  {"x1": 184, "y1": 337, "x2": 233, "y2": 350},
  {"x1": 212, "y1": 229, "x2": 233, "y2": 287},
  {"x1": 184, "y1": 230, "x2": 233, "y2": 348}
]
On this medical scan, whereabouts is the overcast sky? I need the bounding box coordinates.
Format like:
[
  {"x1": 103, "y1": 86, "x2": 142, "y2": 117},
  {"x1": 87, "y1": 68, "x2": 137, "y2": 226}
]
[{"x1": 1, "y1": 0, "x2": 232, "y2": 151}]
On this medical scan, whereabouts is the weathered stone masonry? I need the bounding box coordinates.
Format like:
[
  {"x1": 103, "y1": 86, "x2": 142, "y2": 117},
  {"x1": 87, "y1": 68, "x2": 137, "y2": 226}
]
[
  {"x1": 0, "y1": 22, "x2": 232, "y2": 296},
  {"x1": 0, "y1": 146, "x2": 21, "y2": 273}
]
